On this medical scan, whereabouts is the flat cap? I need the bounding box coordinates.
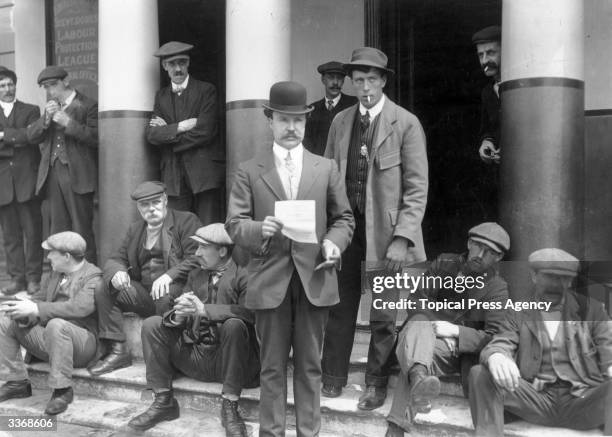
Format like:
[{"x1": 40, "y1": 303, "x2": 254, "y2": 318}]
[
  {"x1": 131, "y1": 181, "x2": 166, "y2": 201},
  {"x1": 37, "y1": 66, "x2": 68, "y2": 85},
  {"x1": 317, "y1": 61, "x2": 346, "y2": 75},
  {"x1": 42, "y1": 231, "x2": 86, "y2": 257},
  {"x1": 0, "y1": 67, "x2": 16, "y2": 83},
  {"x1": 472, "y1": 25, "x2": 501, "y2": 44},
  {"x1": 190, "y1": 224, "x2": 233, "y2": 246},
  {"x1": 528, "y1": 248, "x2": 580, "y2": 277},
  {"x1": 468, "y1": 222, "x2": 510, "y2": 253},
  {"x1": 154, "y1": 41, "x2": 193, "y2": 62}
]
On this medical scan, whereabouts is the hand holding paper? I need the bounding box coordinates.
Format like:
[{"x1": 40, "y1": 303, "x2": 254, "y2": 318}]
[
  {"x1": 262, "y1": 216, "x2": 284, "y2": 239},
  {"x1": 274, "y1": 200, "x2": 318, "y2": 244}
]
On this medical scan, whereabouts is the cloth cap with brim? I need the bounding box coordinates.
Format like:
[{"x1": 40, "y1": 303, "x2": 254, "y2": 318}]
[
  {"x1": 42, "y1": 231, "x2": 86, "y2": 257},
  {"x1": 472, "y1": 25, "x2": 501, "y2": 44},
  {"x1": 37, "y1": 66, "x2": 68, "y2": 85},
  {"x1": 343, "y1": 47, "x2": 394, "y2": 75},
  {"x1": 154, "y1": 41, "x2": 193, "y2": 62},
  {"x1": 317, "y1": 61, "x2": 346, "y2": 76},
  {"x1": 468, "y1": 222, "x2": 510, "y2": 253},
  {"x1": 262, "y1": 81, "x2": 313, "y2": 115},
  {"x1": 131, "y1": 181, "x2": 166, "y2": 202},
  {"x1": 528, "y1": 248, "x2": 580, "y2": 277},
  {"x1": 190, "y1": 223, "x2": 233, "y2": 246},
  {"x1": 0, "y1": 67, "x2": 16, "y2": 83}
]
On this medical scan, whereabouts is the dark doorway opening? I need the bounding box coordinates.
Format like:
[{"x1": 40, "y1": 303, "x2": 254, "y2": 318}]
[{"x1": 381, "y1": 0, "x2": 501, "y2": 258}]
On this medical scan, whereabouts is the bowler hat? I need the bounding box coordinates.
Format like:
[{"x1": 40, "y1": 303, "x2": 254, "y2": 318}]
[
  {"x1": 131, "y1": 181, "x2": 166, "y2": 201},
  {"x1": 528, "y1": 248, "x2": 580, "y2": 277},
  {"x1": 468, "y1": 222, "x2": 510, "y2": 253},
  {"x1": 317, "y1": 61, "x2": 346, "y2": 76},
  {"x1": 343, "y1": 47, "x2": 394, "y2": 75},
  {"x1": 37, "y1": 66, "x2": 68, "y2": 85},
  {"x1": 190, "y1": 223, "x2": 234, "y2": 246},
  {"x1": 154, "y1": 41, "x2": 193, "y2": 62},
  {"x1": 42, "y1": 231, "x2": 86, "y2": 258},
  {"x1": 472, "y1": 25, "x2": 501, "y2": 44},
  {"x1": 262, "y1": 81, "x2": 313, "y2": 114}
]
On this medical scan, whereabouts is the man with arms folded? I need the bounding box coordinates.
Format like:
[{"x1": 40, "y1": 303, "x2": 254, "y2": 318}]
[
  {"x1": 0, "y1": 231, "x2": 102, "y2": 415},
  {"x1": 385, "y1": 222, "x2": 510, "y2": 436},
  {"x1": 89, "y1": 181, "x2": 200, "y2": 376},
  {"x1": 226, "y1": 81, "x2": 354, "y2": 437},
  {"x1": 469, "y1": 248, "x2": 612, "y2": 436},
  {"x1": 127, "y1": 224, "x2": 259, "y2": 437}
]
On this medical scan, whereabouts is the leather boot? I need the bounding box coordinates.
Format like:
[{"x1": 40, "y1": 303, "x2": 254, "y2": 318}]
[
  {"x1": 45, "y1": 387, "x2": 73, "y2": 415},
  {"x1": 88, "y1": 341, "x2": 132, "y2": 376},
  {"x1": 128, "y1": 390, "x2": 180, "y2": 431},
  {"x1": 0, "y1": 281, "x2": 26, "y2": 296},
  {"x1": 357, "y1": 385, "x2": 387, "y2": 410},
  {"x1": 220, "y1": 398, "x2": 247, "y2": 437},
  {"x1": 409, "y1": 365, "x2": 440, "y2": 411},
  {"x1": 0, "y1": 380, "x2": 32, "y2": 402}
]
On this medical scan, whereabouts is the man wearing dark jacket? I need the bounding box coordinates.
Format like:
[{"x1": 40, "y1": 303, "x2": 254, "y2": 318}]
[
  {"x1": 303, "y1": 61, "x2": 357, "y2": 156},
  {"x1": 27, "y1": 66, "x2": 98, "y2": 263},
  {"x1": 469, "y1": 248, "x2": 612, "y2": 436},
  {"x1": 88, "y1": 181, "x2": 201, "y2": 376},
  {"x1": 0, "y1": 231, "x2": 102, "y2": 415},
  {"x1": 128, "y1": 224, "x2": 259, "y2": 437},
  {"x1": 0, "y1": 67, "x2": 43, "y2": 296},
  {"x1": 146, "y1": 41, "x2": 225, "y2": 224},
  {"x1": 386, "y1": 222, "x2": 510, "y2": 436}
]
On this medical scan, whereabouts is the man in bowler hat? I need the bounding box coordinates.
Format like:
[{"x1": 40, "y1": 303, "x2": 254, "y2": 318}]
[
  {"x1": 147, "y1": 41, "x2": 225, "y2": 225},
  {"x1": 469, "y1": 248, "x2": 612, "y2": 436},
  {"x1": 226, "y1": 81, "x2": 354, "y2": 436},
  {"x1": 303, "y1": 61, "x2": 357, "y2": 156},
  {"x1": 386, "y1": 222, "x2": 510, "y2": 436},
  {"x1": 323, "y1": 47, "x2": 428, "y2": 407},
  {"x1": 128, "y1": 224, "x2": 259, "y2": 436},
  {"x1": 88, "y1": 181, "x2": 200, "y2": 376},
  {"x1": 27, "y1": 66, "x2": 98, "y2": 263},
  {"x1": 0, "y1": 67, "x2": 43, "y2": 296}
]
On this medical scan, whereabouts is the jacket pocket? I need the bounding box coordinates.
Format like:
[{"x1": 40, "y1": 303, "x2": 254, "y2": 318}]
[
  {"x1": 377, "y1": 150, "x2": 401, "y2": 170},
  {"x1": 387, "y1": 207, "x2": 399, "y2": 227}
]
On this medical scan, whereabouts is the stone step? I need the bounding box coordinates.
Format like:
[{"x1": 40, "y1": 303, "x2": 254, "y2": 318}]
[{"x1": 20, "y1": 363, "x2": 603, "y2": 437}]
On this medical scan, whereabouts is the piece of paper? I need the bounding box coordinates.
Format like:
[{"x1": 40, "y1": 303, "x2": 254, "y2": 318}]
[{"x1": 274, "y1": 200, "x2": 318, "y2": 244}]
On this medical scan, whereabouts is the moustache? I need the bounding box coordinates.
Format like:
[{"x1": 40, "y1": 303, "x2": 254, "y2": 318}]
[{"x1": 483, "y1": 63, "x2": 498, "y2": 72}]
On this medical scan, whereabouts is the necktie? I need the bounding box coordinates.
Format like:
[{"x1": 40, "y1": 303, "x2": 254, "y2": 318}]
[
  {"x1": 360, "y1": 110, "x2": 371, "y2": 129},
  {"x1": 173, "y1": 86, "x2": 184, "y2": 95},
  {"x1": 285, "y1": 152, "x2": 297, "y2": 199},
  {"x1": 327, "y1": 99, "x2": 334, "y2": 111}
]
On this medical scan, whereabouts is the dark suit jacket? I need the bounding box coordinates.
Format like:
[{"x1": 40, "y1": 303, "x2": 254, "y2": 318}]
[
  {"x1": 304, "y1": 93, "x2": 357, "y2": 156},
  {"x1": 480, "y1": 292, "x2": 612, "y2": 396},
  {"x1": 0, "y1": 101, "x2": 41, "y2": 206},
  {"x1": 479, "y1": 82, "x2": 500, "y2": 146},
  {"x1": 226, "y1": 147, "x2": 354, "y2": 310},
  {"x1": 146, "y1": 78, "x2": 225, "y2": 196},
  {"x1": 25, "y1": 261, "x2": 102, "y2": 334},
  {"x1": 103, "y1": 209, "x2": 201, "y2": 286},
  {"x1": 27, "y1": 91, "x2": 98, "y2": 195},
  {"x1": 325, "y1": 96, "x2": 428, "y2": 263},
  {"x1": 162, "y1": 260, "x2": 257, "y2": 352}
]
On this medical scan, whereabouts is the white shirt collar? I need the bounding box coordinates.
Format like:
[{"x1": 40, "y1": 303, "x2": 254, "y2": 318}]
[
  {"x1": 273, "y1": 142, "x2": 304, "y2": 164},
  {"x1": 0, "y1": 99, "x2": 15, "y2": 117},
  {"x1": 359, "y1": 94, "x2": 386, "y2": 118},
  {"x1": 172, "y1": 75, "x2": 190, "y2": 92},
  {"x1": 326, "y1": 94, "x2": 341, "y2": 108},
  {"x1": 272, "y1": 143, "x2": 304, "y2": 199},
  {"x1": 62, "y1": 90, "x2": 77, "y2": 108}
]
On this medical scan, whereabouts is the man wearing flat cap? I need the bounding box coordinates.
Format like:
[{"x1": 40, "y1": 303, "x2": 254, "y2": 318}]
[
  {"x1": 323, "y1": 47, "x2": 429, "y2": 408},
  {"x1": 385, "y1": 222, "x2": 510, "y2": 436},
  {"x1": 146, "y1": 41, "x2": 225, "y2": 225},
  {"x1": 469, "y1": 248, "x2": 612, "y2": 436},
  {"x1": 0, "y1": 231, "x2": 103, "y2": 415},
  {"x1": 0, "y1": 67, "x2": 43, "y2": 296},
  {"x1": 226, "y1": 81, "x2": 354, "y2": 436},
  {"x1": 88, "y1": 181, "x2": 201, "y2": 376},
  {"x1": 27, "y1": 65, "x2": 98, "y2": 263},
  {"x1": 303, "y1": 61, "x2": 357, "y2": 156},
  {"x1": 127, "y1": 224, "x2": 259, "y2": 436}
]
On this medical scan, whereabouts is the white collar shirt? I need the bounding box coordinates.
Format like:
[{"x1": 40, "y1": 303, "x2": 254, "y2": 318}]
[
  {"x1": 359, "y1": 93, "x2": 386, "y2": 119},
  {"x1": 172, "y1": 76, "x2": 190, "y2": 95},
  {"x1": 0, "y1": 100, "x2": 14, "y2": 117},
  {"x1": 61, "y1": 90, "x2": 76, "y2": 109},
  {"x1": 273, "y1": 142, "x2": 304, "y2": 200},
  {"x1": 326, "y1": 94, "x2": 341, "y2": 109}
]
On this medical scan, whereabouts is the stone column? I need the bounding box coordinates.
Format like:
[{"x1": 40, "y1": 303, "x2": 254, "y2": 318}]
[
  {"x1": 225, "y1": 0, "x2": 291, "y2": 186},
  {"x1": 98, "y1": 0, "x2": 160, "y2": 261},
  {"x1": 499, "y1": 0, "x2": 584, "y2": 295}
]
